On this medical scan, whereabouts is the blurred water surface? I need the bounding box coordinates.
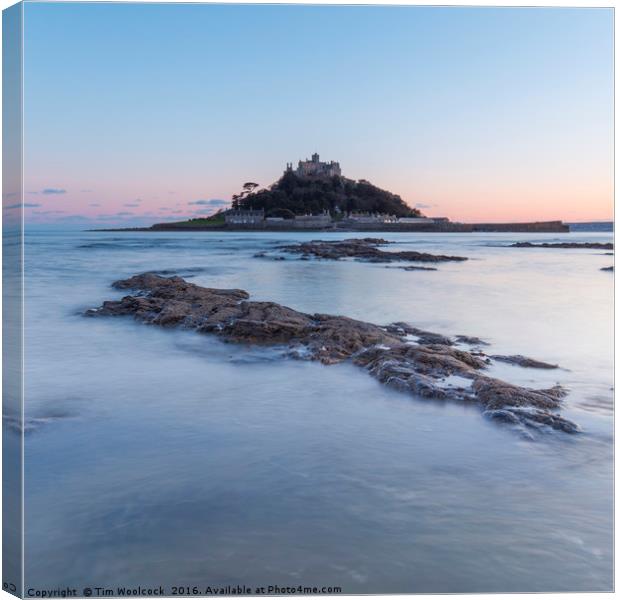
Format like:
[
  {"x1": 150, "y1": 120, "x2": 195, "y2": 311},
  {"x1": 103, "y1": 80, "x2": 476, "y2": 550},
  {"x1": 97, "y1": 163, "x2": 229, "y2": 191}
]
[{"x1": 21, "y1": 230, "x2": 613, "y2": 592}]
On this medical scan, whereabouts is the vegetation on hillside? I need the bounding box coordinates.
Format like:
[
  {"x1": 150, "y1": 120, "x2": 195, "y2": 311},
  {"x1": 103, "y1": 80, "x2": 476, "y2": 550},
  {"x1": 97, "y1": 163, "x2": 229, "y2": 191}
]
[
  {"x1": 148, "y1": 172, "x2": 420, "y2": 229},
  {"x1": 151, "y1": 214, "x2": 225, "y2": 230},
  {"x1": 231, "y1": 172, "x2": 420, "y2": 218}
]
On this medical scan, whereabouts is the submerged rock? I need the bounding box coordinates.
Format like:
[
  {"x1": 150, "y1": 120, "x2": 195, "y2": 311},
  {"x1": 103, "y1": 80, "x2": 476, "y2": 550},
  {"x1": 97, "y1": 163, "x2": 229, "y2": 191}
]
[
  {"x1": 510, "y1": 242, "x2": 613, "y2": 250},
  {"x1": 279, "y1": 238, "x2": 467, "y2": 263},
  {"x1": 491, "y1": 354, "x2": 559, "y2": 369},
  {"x1": 386, "y1": 322, "x2": 454, "y2": 346},
  {"x1": 387, "y1": 265, "x2": 438, "y2": 271},
  {"x1": 254, "y1": 252, "x2": 286, "y2": 260},
  {"x1": 455, "y1": 335, "x2": 489, "y2": 346},
  {"x1": 472, "y1": 376, "x2": 565, "y2": 410},
  {"x1": 483, "y1": 407, "x2": 578, "y2": 436},
  {"x1": 87, "y1": 273, "x2": 578, "y2": 436}
]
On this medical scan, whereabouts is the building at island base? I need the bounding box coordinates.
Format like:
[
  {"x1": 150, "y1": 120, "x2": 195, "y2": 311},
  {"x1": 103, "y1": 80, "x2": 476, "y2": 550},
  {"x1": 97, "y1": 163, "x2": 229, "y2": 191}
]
[
  {"x1": 222, "y1": 208, "x2": 456, "y2": 230},
  {"x1": 222, "y1": 208, "x2": 335, "y2": 229},
  {"x1": 341, "y1": 213, "x2": 451, "y2": 225},
  {"x1": 293, "y1": 211, "x2": 334, "y2": 229},
  {"x1": 337, "y1": 213, "x2": 452, "y2": 229},
  {"x1": 224, "y1": 209, "x2": 265, "y2": 225},
  {"x1": 344, "y1": 212, "x2": 398, "y2": 224},
  {"x1": 223, "y1": 203, "x2": 450, "y2": 229}
]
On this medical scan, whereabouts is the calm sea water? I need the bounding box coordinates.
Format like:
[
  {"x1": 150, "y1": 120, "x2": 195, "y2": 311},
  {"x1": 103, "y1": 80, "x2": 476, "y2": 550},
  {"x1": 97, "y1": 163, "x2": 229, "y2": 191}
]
[{"x1": 20, "y1": 229, "x2": 613, "y2": 593}]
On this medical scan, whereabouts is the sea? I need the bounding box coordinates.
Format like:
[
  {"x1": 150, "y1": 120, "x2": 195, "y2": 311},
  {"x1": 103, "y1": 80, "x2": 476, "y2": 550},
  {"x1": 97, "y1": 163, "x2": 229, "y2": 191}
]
[{"x1": 13, "y1": 229, "x2": 614, "y2": 593}]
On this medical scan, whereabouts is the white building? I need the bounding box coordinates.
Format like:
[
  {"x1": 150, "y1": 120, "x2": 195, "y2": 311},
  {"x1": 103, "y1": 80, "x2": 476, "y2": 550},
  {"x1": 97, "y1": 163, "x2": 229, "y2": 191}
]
[
  {"x1": 347, "y1": 212, "x2": 397, "y2": 224},
  {"x1": 293, "y1": 210, "x2": 333, "y2": 229},
  {"x1": 224, "y1": 209, "x2": 264, "y2": 225}
]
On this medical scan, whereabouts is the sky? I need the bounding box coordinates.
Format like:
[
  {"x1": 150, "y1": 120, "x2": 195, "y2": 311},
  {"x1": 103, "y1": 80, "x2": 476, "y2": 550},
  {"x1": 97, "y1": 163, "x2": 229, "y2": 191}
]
[{"x1": 9, "y1": 2, "x2": 615, "y2": 227}]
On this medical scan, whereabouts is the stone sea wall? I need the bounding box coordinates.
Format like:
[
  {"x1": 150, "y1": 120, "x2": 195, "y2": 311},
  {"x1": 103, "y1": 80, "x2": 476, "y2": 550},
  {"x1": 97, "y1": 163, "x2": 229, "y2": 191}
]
[{"x1": 147, "y1": 220, "x2": 569, "y2": 233}]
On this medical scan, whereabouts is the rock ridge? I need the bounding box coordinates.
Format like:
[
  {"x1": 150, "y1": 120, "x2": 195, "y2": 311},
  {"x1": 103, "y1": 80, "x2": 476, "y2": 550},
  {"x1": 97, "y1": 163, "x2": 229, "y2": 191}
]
[
  {"x1": 87, "y1": 273, "x2": 578, "y2": 437},
  {"x1": 278, "y1": 238, "x2": 468, "y2": 263}
]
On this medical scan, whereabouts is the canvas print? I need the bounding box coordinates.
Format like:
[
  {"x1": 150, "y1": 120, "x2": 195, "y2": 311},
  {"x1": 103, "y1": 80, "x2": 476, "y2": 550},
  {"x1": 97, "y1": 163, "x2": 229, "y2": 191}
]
[{"x1": 2, "y1": 1, "x2": 614, "y2": 596}]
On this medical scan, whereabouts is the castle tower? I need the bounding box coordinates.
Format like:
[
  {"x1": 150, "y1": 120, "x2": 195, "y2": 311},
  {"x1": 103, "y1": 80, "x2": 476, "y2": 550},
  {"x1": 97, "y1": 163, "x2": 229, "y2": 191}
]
[{"x1": 292, "y1": 153, "x2": 341, "y2": 178}]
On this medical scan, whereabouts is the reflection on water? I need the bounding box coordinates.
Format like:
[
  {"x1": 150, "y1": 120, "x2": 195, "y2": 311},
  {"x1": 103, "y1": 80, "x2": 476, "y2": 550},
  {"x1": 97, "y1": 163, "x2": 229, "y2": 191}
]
[{"x1": 21, "y1": 230, "x2": 612, "y2": 592}]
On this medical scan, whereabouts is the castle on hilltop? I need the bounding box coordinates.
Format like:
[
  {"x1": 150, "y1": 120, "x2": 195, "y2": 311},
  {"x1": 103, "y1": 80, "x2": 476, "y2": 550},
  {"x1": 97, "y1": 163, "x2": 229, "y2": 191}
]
[{"x1": 285, "y1": 153, "x2": 341, "y2": 178}]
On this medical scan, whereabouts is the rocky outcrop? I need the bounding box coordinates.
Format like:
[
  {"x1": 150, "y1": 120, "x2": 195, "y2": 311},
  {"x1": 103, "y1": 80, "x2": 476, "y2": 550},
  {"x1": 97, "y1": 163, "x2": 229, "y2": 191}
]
[
  {"x1": 278, "y1": 238, "x2": 467, "y2": 263},
  {"x1": 87, "y1": 273, "x2": 578, "y2": 437},
  {"x1": 510, "y1": 242, "x2": 613, "y2": 250}
]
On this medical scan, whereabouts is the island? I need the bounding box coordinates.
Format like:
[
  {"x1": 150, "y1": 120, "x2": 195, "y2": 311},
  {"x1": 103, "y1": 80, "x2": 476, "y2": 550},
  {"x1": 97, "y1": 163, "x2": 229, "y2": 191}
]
[{"x1": 95, "y1": 153, "x2": 570, "y2": 233}]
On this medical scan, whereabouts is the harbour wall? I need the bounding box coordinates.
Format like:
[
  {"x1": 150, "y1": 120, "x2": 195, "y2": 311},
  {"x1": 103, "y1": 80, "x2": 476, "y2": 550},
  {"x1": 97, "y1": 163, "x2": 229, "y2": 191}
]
[{"x1": 149, "y1": 220, "x2": 569, "y2": 233}]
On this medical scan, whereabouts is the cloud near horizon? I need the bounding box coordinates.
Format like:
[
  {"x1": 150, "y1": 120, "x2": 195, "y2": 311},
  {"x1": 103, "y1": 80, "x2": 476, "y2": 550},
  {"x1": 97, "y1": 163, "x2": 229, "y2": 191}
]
[
  {"x1": 188, "y1": 199, "x2": 229, "y2": 207},
  {"x1": 193, "y1": 208, "x2": 222, "y2": 215},
  {"x1": 56, "y1": 215, "x2": 89, "y2": 222},
  {"x1": 4, "y1": 202, "x2": 42, "y2": 209},
  {"x1": 42, "y1": 188, "x2": 67, "y2": 195}
]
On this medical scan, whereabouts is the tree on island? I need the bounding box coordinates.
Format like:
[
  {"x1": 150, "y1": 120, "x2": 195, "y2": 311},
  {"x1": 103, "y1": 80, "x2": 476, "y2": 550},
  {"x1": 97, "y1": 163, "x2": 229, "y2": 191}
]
[{"x1": 231, "y1": 182, "x2": 261, "y2": 209}]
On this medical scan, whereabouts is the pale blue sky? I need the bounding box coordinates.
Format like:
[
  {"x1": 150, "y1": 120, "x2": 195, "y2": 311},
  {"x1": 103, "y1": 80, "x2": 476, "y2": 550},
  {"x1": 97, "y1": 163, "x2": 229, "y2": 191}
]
[{"x1": 19, "y1": 2, "x2": 613, "y2": 226}]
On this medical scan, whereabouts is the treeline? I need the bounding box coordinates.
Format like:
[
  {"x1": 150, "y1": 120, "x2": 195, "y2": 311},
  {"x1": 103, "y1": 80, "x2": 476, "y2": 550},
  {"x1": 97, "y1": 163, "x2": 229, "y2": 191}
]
[{"x1": 232, "y1": 172, "x2": 420, "y2": 218}]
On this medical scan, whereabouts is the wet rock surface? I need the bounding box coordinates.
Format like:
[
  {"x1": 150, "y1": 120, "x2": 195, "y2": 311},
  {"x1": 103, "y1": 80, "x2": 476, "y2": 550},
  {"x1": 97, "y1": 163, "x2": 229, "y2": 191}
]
[
  {"x1": 87, "y1": 273, "x2": 578, "y2": 436},
  {"x1": 278, "y1": 238, "x2": 468, "y2": 263},
  {"x1": 491, "y1": 354, "x2": 559, "y2": 369},
  {"x1": 387, "y1": 265, "x2": 438, "y2": 271},
  {"x1": 455, "y1": 335, "x2": 489, "y2": 346},
  {"x1": 386, "y1": 322, "x2": 455, "y2": 346},
  {"x1": 510, "y1": 242, "x2": 613, "y2": 250},
  {"x1": 254, "y1": 252, "x2": 286, "y2": 260}
]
